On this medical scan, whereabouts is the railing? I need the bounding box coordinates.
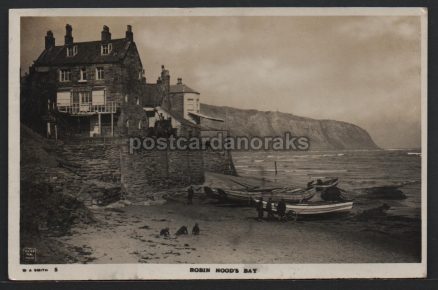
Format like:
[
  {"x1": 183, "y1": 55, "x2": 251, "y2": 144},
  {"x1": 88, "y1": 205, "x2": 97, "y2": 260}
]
[{"x1": 58, "y1": 101, "x2": 119, "y2": 114}]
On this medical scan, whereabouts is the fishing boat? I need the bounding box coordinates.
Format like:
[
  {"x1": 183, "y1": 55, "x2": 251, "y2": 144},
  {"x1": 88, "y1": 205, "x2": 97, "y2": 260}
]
[
  {"x1": 269, "y1": 187, "x2": 316, "y2": 202},
  {"x1": 253, "y1": 198, "x2": 353, "y2": 215},
  {"x1": 307, "y1": 177, "x2": 339, "y2": 189},
  {"x1": 204, "y1": 187, "x2": 316, "y2": 204}
]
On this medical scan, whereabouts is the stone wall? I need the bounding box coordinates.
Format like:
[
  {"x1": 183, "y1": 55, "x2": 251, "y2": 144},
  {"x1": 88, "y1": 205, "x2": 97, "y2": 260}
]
[
  {"x1": 57, "y1": 138, "x2": 230, "y2": 197},
  {"x1": 59, "y1": 140, "x2": 122, "y2": 182},
  {"x1": 120, "y1": 144, "x2": 205, "y2": 195}
]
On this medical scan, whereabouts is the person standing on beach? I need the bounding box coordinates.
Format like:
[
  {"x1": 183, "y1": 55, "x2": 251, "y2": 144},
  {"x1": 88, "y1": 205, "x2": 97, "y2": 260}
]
[
  {"x1": 277, "y1": 198, "x2": 287, "y2": 221},
  {"x1": 187, "y1": 186, "x2": 194, "y2": 205},
  {"x1": 256, "y1": 197, "x2": 264, "y2": 221},
  {"x1": 266, "y1": 198, "x2": 274, "y2": 220}
]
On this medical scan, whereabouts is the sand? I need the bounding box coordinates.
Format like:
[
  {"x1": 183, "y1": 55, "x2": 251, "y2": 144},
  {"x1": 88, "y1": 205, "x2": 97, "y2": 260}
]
[{"x1": 47, "y1": 195, "x2": 420, "y2": 264}]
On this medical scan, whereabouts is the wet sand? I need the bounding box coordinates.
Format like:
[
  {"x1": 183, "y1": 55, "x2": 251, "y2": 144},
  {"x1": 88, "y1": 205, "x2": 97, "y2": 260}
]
[{"x1": 50, "y1": 196, "x2": 420, "y2": 264}]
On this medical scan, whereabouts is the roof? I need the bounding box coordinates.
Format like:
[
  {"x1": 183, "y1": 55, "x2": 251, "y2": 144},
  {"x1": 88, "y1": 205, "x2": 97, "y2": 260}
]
[
  {"x1": 188, "y1": 112, "x2": 224, "y2": 122},
  {"x1": 169, "y1": 83, "x2": 200, "y2": 95},
  {"x1": 156, "y1": 106, "x2": 200, "y2": 129},
  {"x1": 34, "y1": 38, "x2": 134, "y2": 66}
]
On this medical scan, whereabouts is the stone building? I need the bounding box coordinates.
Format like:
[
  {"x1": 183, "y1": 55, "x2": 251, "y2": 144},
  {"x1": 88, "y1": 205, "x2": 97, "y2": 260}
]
[{"x1": 22, "y1": 24, "x2": 150, "y2": 139}]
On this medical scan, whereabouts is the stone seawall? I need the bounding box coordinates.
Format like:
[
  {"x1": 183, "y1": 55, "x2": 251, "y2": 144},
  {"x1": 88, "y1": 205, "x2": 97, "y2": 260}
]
[
  {"x1": 60, "y1": 140, "x2": 121, "y2": 183},
  {"x1": 120, "y1": 145, "x2": 205, "y2": 195},
  {"x1": 59, "y1": 138, "x2": 207, "y2": 197}
]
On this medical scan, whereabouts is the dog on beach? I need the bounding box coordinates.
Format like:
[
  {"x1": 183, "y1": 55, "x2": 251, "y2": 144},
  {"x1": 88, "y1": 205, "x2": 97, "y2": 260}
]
[
  {"x1": 160, "y1": 227, "x2": 170, "y2": 237},
  {"x1": 175, "y1": 226, "x2": 188, "y2": 236},
  {"x1": 192, "y1": 223, "x2": 200, "y2": 235}
]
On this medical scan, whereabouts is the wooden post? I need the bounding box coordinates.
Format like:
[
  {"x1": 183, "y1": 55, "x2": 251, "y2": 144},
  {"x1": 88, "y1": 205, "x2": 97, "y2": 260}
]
[
  {"x1": 274, "y1": 161, "x2": 278, "y2": 175},
  {"x1": 111, "y1": 113, "x2": 114, "y2": 137},
  {"x1": 54, "y1": 124, "x2": 58, "y2": 141},
  {"x1": 98, "y1": 113, "x2": 102, "y2": 136}
]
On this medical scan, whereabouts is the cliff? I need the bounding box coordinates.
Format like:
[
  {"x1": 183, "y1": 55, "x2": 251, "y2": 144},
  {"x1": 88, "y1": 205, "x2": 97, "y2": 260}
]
[{"x1": 201, "y1": 104, "x2": 379, "y2": 150}]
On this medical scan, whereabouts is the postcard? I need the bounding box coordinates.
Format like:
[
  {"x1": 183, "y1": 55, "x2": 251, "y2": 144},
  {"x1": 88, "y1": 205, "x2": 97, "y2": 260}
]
[{"x1": 8, "y1": 7, "x2": 427, "y2": 280}]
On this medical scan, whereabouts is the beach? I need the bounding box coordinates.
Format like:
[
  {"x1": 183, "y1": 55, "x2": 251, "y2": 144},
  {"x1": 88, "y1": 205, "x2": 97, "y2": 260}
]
[{"x1": 29, "y1": 191, "x2": 420, "y2": 264}]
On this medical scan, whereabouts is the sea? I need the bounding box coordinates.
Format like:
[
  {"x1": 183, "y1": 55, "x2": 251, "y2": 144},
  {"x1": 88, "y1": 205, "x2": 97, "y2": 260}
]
[{"x1": 231, "y1": 149, "x2": 422, "y2": 219}]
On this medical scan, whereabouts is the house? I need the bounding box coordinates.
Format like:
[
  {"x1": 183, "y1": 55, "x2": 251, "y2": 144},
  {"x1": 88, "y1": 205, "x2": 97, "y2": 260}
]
[
  {"x1": 23, "y1": 24, "x2": 148, "y2": 139},
  {"x1": 22, "y1": 23, "x2": 222, "y2": 141},
  {"x1": 161, "y1": 76, "x2": 224, "y2": 127}
]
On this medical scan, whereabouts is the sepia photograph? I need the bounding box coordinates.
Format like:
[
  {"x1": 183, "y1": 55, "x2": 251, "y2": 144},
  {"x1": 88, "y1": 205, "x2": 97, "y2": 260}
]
[{"x1": 8, "y1": 8, "x2": 427, "y2": 280}]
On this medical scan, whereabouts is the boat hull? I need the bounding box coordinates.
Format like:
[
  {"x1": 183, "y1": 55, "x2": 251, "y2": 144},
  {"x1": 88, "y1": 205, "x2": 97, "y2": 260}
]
[
  {"x1": 205, "y1": 188, "x2": 316, "y2": 204},
  {"x1": 254, "y1": 198, "x2": 353, "y2": 215}
]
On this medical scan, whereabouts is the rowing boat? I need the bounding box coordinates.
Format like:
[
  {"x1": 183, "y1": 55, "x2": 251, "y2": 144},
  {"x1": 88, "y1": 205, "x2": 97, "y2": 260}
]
[
  {"x1": 253, "y1": 198, "x2": 353, "y2": 215},
  {"x1": 204, "y1": 187, "x2": 316, "y2": 204},
  {"x1": 307, "y1": 178, "x2": 339, "y2": 189}
]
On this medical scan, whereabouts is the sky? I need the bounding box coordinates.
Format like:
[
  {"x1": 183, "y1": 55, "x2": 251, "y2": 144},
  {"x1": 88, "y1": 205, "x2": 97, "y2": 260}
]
[{"x1": 20, "y1": 16, "x2": 423, "y2": 149}]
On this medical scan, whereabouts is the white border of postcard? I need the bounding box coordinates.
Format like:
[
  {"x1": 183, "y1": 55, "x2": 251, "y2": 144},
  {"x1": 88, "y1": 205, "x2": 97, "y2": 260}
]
[{"x1": 8, "y1": 7, "x2": 428, "y2": 280}]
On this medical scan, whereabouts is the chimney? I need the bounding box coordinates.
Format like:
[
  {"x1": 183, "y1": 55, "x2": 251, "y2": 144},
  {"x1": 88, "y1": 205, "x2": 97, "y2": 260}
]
[
  {"x1": 64, "y1": 24, "x2": 73, "y2": 45},
  {"x1": 126, "y1": 25, "x2": 133, "y2": 42},
  {"x1": 45, "y1": 30, "x2": 55, "y2": 49},
  {"x1": 101, "y1": 25, "x2": 111, "y2": 42},
  {"x1": 161, "y1": 65, "x2": 170, "y2": 85},
  {"x1": 177, "y1": 78, "x2": 182, "y2": 85}
]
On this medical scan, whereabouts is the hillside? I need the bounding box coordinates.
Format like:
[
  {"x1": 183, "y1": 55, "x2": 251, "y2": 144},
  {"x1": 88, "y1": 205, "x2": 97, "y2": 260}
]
[{"x1": 201, "y1": 104, "x2": 379, "y2": 150}]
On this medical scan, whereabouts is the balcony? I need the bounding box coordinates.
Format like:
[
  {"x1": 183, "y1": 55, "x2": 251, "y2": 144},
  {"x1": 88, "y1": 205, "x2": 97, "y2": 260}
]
[{"x1": 57, "y1": 101, "x2": 119, "y2": 115}]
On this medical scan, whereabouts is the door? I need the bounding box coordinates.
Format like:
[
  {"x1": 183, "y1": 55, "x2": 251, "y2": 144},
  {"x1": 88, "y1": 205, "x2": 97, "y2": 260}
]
[{"x1": 79, "y1": 91, "x2": 92, "y2": 112}]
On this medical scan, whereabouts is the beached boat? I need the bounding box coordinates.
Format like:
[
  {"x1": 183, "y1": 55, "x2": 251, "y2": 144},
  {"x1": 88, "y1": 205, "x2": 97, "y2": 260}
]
[
  {"x1": 269, "y1": 187, "x2": 316, "y2": 202},
  {"x1": 204, "y1": 187, "x2": 316, "y2": 204},
  {"x1": 307, "y1": 178, "x2": 339, "y2": 189},
  {"x1": 253, "y1": 198, "x2": 353, "y2": 215}
]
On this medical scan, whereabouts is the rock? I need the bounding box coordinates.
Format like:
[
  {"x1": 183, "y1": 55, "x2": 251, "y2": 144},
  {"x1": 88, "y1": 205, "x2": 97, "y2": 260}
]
[
  {"x1": 356, "y1": 203, "x2": 391, "y2": 221},
  {"x1": 359, "y1": 186, "x2": 407, "y2": 200}
]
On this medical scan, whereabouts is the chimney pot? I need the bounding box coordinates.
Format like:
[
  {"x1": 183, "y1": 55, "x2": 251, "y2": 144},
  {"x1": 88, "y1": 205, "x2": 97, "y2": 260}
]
[{"x1": 177, "y1": 78, "x2": 182, "y2": 85}]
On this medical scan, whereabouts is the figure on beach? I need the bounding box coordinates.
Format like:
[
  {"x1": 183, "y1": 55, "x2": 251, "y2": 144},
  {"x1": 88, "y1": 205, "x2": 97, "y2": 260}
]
[
  {"x1": 277, "y1": 198, "x2": 287, "y2": 221},
  {"x1": 160, "y1": 227, "x2": 170, "y2": 237},
  {"x1": 192, "y1": 223, "x2": 200, "y2": 235},
  {"x1": 187, "y1": 186, "x2": 194, "y2": 205},
  {"x1": 176, "y1": 226, "x2": 189, "y2": 236},
  {"x1": 256, "y1": 197, "x2": 264, "y2": 221},
  {"x1": 266, "y1": 198, "x2": 274, "y2": 220}
]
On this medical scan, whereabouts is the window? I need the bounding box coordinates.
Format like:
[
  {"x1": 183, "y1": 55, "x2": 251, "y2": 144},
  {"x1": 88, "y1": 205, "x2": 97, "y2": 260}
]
[
  {"x1": 96, "y1": 67, "x2": 104, "y2": 80},
  {"x1": 135, "y1": 97, "x2": 139, "y2": 105},
  {"x1": 79, "y1": 91, "x2": 92, "y2": 104},
  {"x1": 138, "y1": 120, "x2": 142, "y2": 129},
  {"x1": 186, "y1": 98, "x2": 194, "y2": 111},
  {"x1": 138, "y1": 69, "x2": 144, "y2": 80},
  {"x1": 57, "y1": 91, "x2": 71, "y2": 106},
  {"x1": 101, "y1": 43, "x2": 112, "y2": 55},
  {"x1": 66, "y1": 45, "x2": 78, "y2": 57},
  {"x1": 92, "y1": 89, "x2": 105, "y2": 105},
  {"x1": 79, "y1": 68, "x2": 87, "y2": 81},
  {"x1": 126, "y1": 119, "x2": 129, "y2": 128},
  {"x1": 59, "y1": 69, "x2": 71, "y2": 82}
]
